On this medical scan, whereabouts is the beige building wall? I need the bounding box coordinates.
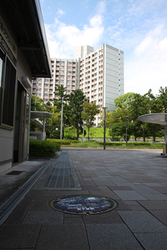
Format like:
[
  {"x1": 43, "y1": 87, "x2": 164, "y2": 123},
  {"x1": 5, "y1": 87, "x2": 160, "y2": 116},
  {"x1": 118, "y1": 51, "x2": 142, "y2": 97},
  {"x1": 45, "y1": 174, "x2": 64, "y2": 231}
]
[
  {"x1": 32, "y1": 58, "x2": 79, "y2": 103},
  {"x1": 79, "y1": 44, "x2": 124, "y2": 126}
]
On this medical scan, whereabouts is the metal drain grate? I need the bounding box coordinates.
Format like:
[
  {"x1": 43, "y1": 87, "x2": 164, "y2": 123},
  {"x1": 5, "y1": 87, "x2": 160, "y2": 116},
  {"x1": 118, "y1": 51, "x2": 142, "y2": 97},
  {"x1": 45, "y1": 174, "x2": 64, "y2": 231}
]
[
  {"x1": 6, "y1": 171, "x2": 23, "y2": 175},
  {"x1": 44, "y1": 150, "x2": 81, "y2": 190},
  {"x1": 50, "y1": 195, "x2": 118, "y2": 215}
]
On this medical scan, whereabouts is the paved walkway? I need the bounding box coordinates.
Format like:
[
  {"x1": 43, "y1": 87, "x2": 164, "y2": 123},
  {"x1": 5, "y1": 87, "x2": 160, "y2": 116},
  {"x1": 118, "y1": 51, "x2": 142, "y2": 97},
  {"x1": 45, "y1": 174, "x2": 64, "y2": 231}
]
[{"x1": 0, "y1": 148, "x2": 167, "y2": 249}]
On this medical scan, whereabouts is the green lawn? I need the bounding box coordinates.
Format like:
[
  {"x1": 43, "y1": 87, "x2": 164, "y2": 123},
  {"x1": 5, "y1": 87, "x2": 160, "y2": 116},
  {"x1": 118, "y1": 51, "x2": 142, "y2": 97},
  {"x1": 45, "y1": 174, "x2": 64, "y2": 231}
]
[{"x1": 64, "y1": 127, "x2": 110, "y2": 139}]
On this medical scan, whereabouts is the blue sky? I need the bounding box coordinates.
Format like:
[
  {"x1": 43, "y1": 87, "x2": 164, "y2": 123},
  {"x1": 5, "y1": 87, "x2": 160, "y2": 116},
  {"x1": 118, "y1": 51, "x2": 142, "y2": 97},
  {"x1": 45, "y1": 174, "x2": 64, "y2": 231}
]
[{"x1": 39, "y1": 0, "x2": 167, "y2": 95}]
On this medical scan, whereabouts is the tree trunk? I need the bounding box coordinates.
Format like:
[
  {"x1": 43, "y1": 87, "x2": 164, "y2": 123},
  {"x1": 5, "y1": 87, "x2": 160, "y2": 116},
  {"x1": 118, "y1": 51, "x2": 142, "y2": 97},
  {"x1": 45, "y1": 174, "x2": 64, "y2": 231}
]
[
  {"x1": 77, "y1": 126, "x2": 79, "y2": 140},
  {"x1": 153, "y1": 134, "x2": 156, "y2": 142},
  {"x1": 143, "y1": 125, "x2": 145, "y2": 142}
]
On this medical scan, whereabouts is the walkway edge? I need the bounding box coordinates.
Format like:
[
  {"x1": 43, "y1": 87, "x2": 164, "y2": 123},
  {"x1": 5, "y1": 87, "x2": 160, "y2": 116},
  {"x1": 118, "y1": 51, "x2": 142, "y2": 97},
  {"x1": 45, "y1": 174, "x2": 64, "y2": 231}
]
[{"x1": 0, "y1": 162, "x2": 51, "y2": 226}]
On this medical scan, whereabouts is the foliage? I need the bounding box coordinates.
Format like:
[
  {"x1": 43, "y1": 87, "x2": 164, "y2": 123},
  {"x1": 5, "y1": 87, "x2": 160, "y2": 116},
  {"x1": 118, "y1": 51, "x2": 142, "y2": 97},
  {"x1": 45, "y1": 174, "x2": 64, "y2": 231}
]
[
  {"x1": 68, "y1": 89, "x2": 86, "y2": 140},
  {"x1": 45, "y1": 106, "x2": 61, "y2": 138},
  {"x1": 109, "y1": 122, "x2": 131, "y2": 141},
  {"x1": 82, "y1": 101, "x2": 100, "y2": 140},
  {"x1": 31, "y1": 94, "x2": 46, "y2": 111},
  {"x1": 52, "y1": 85, "x2": 71, "y2": 137},
  {"x1": 30, "y1": 95, "x2": 46, "y2": 132},
  {"x1": 29, "y1": 139, "x2": 60, "y2": 157},
  {"x1": 47, "y1": 138, "x2": 79, "y2": 145}
]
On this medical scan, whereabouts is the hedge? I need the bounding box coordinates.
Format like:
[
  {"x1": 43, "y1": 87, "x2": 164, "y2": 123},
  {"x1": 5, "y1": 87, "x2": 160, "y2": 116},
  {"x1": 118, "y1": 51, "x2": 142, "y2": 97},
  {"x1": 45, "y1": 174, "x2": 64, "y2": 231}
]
[
  {"x1": 29, "y1": 139, "x2": 60, "y2": 157},
  {"x1": 47, "y1": 139, "x2": 79, "y2": 145}
]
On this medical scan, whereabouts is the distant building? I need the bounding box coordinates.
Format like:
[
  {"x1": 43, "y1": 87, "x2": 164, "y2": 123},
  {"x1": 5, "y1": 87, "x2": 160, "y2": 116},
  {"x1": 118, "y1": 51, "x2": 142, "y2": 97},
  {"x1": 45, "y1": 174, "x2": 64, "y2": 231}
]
[
  {"x1": 0, "y1": 0, "x2": 51, "y2": 173},
  {"x1": 32, "y1": 43, "x2": 124, "y2": 126},
  {"x1": 78, "y1": 44, "x2": 124, "y2": 125},
  {"x1": 32, "y1": 58, "x2": 79, "y2": 102}
]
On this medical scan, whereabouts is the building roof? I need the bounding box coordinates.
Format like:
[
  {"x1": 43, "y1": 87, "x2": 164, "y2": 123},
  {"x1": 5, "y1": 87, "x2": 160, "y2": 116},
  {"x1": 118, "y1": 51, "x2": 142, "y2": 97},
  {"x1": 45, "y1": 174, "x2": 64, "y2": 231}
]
[
  {"x1": 31, "y1": 111, "x2": 52, "y2": 120},
  {"x1": 138, "y1": 113, "x2": 167, "y2": 125},
  {"x1": 0, "y1": 0, "x2": 51, "y2": 78}
]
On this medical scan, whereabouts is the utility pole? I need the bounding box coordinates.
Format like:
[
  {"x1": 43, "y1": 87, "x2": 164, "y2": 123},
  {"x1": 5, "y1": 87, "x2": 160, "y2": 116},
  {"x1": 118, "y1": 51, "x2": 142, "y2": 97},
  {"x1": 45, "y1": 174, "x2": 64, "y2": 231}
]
[
  {"x1": 60, "y1": 97, "x2": 64, "y2": 140},
  {"x1": 103, "y1": 107, "x2": 107, "y2": 150}
]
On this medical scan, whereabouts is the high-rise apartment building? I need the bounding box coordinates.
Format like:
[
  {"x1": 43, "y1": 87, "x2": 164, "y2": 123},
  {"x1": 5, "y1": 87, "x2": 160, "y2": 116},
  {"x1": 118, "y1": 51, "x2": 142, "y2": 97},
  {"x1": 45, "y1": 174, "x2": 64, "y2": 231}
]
[
  {"x1": 78, "y1": 44, "x2": 124, "y2": 126},
  {"x1": 32, "y1": 44, "x2": 124, "y2": 126},
  {"x1": 32, "y1": 58, "x2": 79, "y2": 102}
]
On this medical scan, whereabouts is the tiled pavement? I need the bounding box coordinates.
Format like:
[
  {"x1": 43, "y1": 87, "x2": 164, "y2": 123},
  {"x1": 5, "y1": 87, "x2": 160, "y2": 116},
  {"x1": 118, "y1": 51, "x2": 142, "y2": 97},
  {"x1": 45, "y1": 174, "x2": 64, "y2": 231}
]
[{"x1": 1, "y1": 148, "x2": 167, "y2": 249}]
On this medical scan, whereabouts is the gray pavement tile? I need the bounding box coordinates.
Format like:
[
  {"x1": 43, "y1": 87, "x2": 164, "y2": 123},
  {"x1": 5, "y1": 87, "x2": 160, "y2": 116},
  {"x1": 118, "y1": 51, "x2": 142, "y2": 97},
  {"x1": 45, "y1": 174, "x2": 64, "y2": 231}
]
[
  {"x1": 35, "y1": 225, "x2": 89, "y2": 250},
  {"x1": 143, "y1": 183, "x2": 163, "y2": 187},
  {"x1": 92, "y1": 179, "x2": 116, "y2": 186},
  {"x1": 150, "y1": 186, "x2": 167, "y2": 193},
  {"x1": 138, "y1": 200, "x2": 167, "y2": 210},
  {"x1": 141, "y1": 193, "x2": 167, "y2": 200},
  {"x1": 26, "y1": 189, "x2": 52, "y2": 196},
  {"x1": 0, "y1": 225, "x2": 40, "y2": 249},
  {"x1": 82, "y1": 185, "x2": 100, "y2": 191},
  {"x1": 113, "y1": 190, "x2": 147, "y2": 200},
  {"x1": 22, "y1": 210, "x2": 63, "y2": 224},
  {"x1": 150, "y1": 210, "x2": 167, "y2": 226},
  {"x1": 129, "y1": 184, "x2": 160, "y2": 194},
  {"x1": 89, "y1": 190, "x2": 121, "y2": 200},
  {"x1": 135, "y1": 232, "x2": 167, "y2": 250},
  {"x1": 116, "y1": 200, "x2": 132, "y2": 210},
  {"x1": 5, "y1": 196, "x2": 34, "y2": 224},
  {"x1": 111, "y1": 186, "x2": 133, "y2": 191},
  {"x1": 29, "y1": 196, "x2": 53, "y2": 211},
  {"x1": 51, "y1": 190, "x2": 66, "y2": 197},
  {"x1": 79, "y1": 179, "x2": 97, "y2": 186},
  {"x1": 95, "y1": 171, "x2": 111, "y2": 177},
  {"x1": 86, "y1": 224, "x2": 143, "y2": 250},
  {"x1": 108, "y1": 176, "x2": 131, "y2": 186},
  {"x1": 63, "y1": 217, "x2": 84, "y2": 224},
  {"x1": 83, "y1": 210, "x2": 123, "y2": 224},
  {"x1": 118, "y1": 211, "x2": 167, "y2": 233},
  {"x1": 64, "y1": 190, "x2": 89, "y2": 196}
]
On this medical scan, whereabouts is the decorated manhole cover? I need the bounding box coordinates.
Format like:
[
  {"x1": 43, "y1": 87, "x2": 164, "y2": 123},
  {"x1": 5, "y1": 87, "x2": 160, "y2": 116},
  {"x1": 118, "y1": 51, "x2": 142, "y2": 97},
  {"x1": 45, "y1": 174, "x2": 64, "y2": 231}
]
[{"x1": 49, "y1": 196, "x2": 118, "y2": 215}]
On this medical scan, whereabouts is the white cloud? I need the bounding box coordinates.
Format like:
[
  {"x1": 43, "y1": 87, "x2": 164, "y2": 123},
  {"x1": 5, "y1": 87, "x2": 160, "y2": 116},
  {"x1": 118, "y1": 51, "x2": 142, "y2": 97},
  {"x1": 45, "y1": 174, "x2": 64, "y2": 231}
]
[
  {"x1": 45, "y1": 4, "x2": 105, "y2": 58},
  {"x1": 125, "y1": 25, "x2": 167, "y2": 95},
  {"x1": 57, "y1": 9, "x2": 65, "y2": 17}
]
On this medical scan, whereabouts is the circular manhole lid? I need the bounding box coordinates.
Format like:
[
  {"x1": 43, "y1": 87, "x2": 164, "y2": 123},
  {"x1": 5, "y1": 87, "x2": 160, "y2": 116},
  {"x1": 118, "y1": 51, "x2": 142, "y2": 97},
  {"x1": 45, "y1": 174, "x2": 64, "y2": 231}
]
[{"x1": 49, "y1": 195, "x2": 118, "y2": 215}]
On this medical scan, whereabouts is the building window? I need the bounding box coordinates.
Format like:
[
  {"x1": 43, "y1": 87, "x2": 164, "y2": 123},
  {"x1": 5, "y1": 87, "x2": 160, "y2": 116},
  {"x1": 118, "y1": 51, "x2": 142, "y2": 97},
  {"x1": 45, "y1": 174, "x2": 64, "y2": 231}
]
[{"x1": 0, "y1": 50, "x2": 16, "y2": 128}]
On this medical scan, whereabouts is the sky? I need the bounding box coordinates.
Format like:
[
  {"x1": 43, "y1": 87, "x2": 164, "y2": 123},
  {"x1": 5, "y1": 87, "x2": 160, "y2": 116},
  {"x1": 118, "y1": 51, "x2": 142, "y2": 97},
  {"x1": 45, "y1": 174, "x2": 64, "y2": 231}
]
[{"x1": 39, "y1": 0, "x2": 167, "y2": 96}]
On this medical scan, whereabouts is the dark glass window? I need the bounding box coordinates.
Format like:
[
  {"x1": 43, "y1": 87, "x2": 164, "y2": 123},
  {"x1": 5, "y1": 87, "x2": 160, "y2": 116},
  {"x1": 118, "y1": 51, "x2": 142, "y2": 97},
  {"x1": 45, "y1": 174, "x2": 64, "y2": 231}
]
[
  {"x1": 2, "y1": 57, "x2": 16, "y2": 127},
  {"x1": 0, "y1": 50, "x2": 5, "y2": 122}
]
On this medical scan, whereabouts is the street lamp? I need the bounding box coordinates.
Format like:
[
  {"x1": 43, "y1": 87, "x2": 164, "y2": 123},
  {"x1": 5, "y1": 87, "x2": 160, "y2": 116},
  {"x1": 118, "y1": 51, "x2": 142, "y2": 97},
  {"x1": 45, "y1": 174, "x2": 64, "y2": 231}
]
[
  {"x1": 103, "y1": 107, "x2": 107, "y2": 150},
  {"x1": 126, "y1": 116, "x2": 128, "y2": 146}
]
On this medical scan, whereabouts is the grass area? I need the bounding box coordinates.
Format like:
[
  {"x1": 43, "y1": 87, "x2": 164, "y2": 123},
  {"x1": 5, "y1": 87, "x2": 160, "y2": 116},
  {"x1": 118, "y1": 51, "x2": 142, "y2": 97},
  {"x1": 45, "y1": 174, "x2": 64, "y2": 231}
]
[
  {"x1": 69, "y1": 141, "x2": 163, "y2": 149},
  {"x1": 46, "y1": 138, "x2": 164, "y2": 149},
  {"x1": 64, "y1": 127, "x2": 110, "y2": 139}
]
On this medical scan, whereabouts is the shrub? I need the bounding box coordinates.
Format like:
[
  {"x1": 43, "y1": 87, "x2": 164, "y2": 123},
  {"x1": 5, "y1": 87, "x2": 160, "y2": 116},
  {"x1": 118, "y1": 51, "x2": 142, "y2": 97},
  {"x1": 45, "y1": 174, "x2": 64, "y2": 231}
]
[
  {"x1": 29, "y1": 139, "x2": 60, "y2": 157},
  {"x1": 47, "y1": 139, "x2": 80, "y2": 145}
]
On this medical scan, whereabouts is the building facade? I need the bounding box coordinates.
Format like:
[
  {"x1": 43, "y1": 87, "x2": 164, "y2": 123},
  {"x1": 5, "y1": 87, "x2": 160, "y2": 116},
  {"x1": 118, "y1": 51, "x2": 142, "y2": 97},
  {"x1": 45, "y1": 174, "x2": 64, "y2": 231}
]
[
  {"x1": 79, "y1": 44, "x2": 124, "y2": 126},
  {"x1": 32, "y1": 44, "x2": 124, "y2": 126},
  {"x1": 0, "y1": 0, "x2": 51, "y2": 173},
  {"x1": 32, "y1": 58, "x2": 79, "y2": 103}
]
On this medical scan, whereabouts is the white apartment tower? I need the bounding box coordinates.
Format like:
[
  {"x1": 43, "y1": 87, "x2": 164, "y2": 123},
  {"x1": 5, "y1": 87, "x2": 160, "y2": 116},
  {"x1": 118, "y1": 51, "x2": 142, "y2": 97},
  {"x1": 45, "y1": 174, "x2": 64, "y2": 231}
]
[
  {"x1": 78, "y1": 44, "x2": 124, "y2": 126},
  {"x1": 32, "y1": 44, "x2": 124, "y2": 126}
]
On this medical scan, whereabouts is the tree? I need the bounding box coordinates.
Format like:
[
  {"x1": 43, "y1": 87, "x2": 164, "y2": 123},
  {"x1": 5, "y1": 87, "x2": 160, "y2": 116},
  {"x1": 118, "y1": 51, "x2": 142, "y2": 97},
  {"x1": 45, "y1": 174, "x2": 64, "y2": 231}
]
[
  {"x1": 82, "y1": 101, "x2": 100, "y2": 140},
  {"x1": 53, "y1": 85, "x2": 71, "y2": 138},
  {"x1": 114, "y1": 92, "x2": 136, "y2": 109},
  {"x1": 30, "y1": 95, "x2": 46, "y2": 131},
  {"x1": 31, "y1": 94, "x2": 46, "y2": 111},
  {"x1": 45, "y1": 106, "x2": 61, "y2": 138},
  {"x1": 109, "y1": 122, "x2": 132, "y2": 141},
  {"x1": 68, "y1": 89, "x2": 85, "y2": 140},
  {"x1": 158, "y1": 86, "x2": 167, "y2": 113}
]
